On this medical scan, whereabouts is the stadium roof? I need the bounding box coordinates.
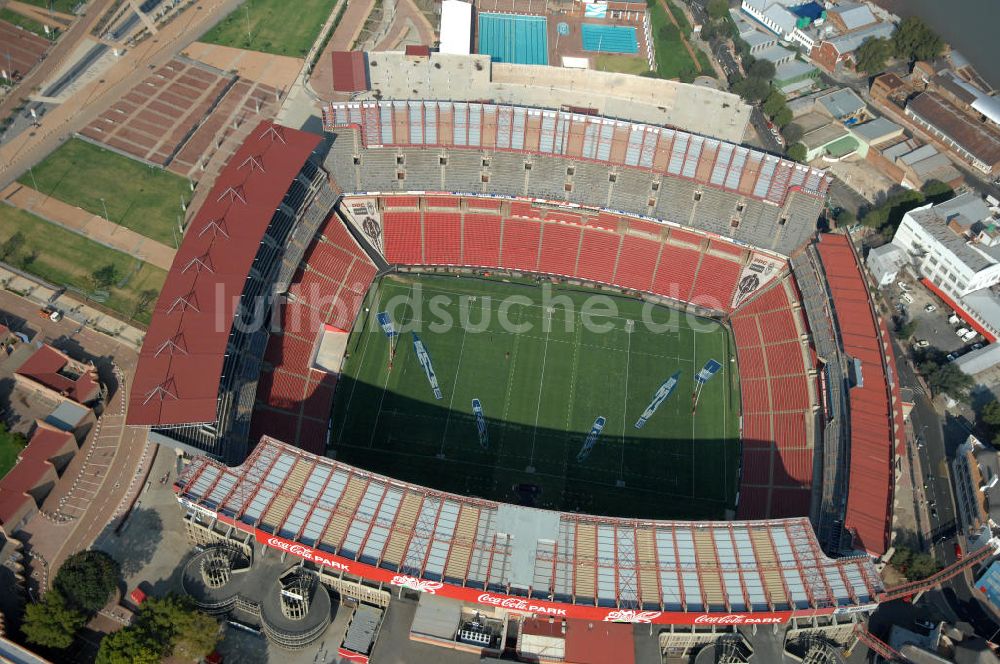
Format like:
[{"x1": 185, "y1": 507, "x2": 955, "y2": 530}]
[
  {"x1": 175, "y1": 436, "x2": 884, "y2": 623},
  {"x1": 127, "y1": 122, "x2": 321, "y2": 427},
  {"x1": 816, "y1": 234, "x2": 901, "y2": 556},
  {"x1": 323, "y1": 100, "x2": 830, "y2": 206}
]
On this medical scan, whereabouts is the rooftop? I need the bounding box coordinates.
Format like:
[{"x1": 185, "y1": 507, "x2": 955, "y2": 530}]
[
  {"x1": 174, "y1": 436, "x2": 884, "y2": 618},
  {"x1": 851, "y1": 117, "x2": 903, "y2": 144},
  {"x1": 905, "y1": 194, "x2": 1000, "y2": 272},
  {"x1": 907, "y1": 92, "x2": 1000, "y2": 168},
  {"x1": 817, "y1": 87, "x2": 867, "y2": 119},
  {"x1": 829, "y1": 2, "x2": 877, "y2": 31},
  {"x1": 826, "y1": 21, "x2": 893, "y2": 55},
  {"x1": 15, "y1": 345, "x2": 99, "y2": 405},
  {"x1": 127, "y1": 122, "x2": 321, "y2": 427}
]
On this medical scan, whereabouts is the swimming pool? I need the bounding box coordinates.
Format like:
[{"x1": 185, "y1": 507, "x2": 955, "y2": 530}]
[
  {"x1": 477, "y1": 13, "x2": 549, "y2": 65},
  {"x1": 581, "y1": 23, "x2": 639, "y2": 54}
]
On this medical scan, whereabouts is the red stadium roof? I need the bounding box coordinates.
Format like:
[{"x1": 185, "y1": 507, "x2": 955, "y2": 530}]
[
  {"x1": 127, "y1": 122, "x2": 321, "y2": 427},
  {"x1": 816, "y1": 234, "x2": 897, "y2": 556}
]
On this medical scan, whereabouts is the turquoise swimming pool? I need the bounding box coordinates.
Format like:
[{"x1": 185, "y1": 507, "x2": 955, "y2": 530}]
[
  {"x1": 581, "y1": 23, "x2": 639, "y2": 54},
  {"x1": 477, "y1": 13, "x2": 549, "y2": 65}
]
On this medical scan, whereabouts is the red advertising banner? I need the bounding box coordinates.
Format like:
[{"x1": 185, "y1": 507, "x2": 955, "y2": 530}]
[{"x1": 252, "y1": 529, "x2": 837, "y2": 625}]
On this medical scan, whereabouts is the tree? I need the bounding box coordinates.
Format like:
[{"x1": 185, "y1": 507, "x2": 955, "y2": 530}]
[
  {"x1": 96, "y1": 595, "x2": 219, "y2": 664},
  {"x1": 983, "y1": 400, "x2": 1000, "y2": 428},
  {"x1": 861, "y1": 188, "x2": 926, "y2": 234},
  {"x1": 762, "y1": 89, "x2": 787, "y2": 117},
  {"x1": 54, "y1": 550, "x2": 120, "y2": 614},
  {"x1": 772, "y1": 106, "x2": 793, "y2": 128},
  {"x1": 854, "y1": 37, "x2": 892, "y2": 75},
  {"x1": 130, "y1": 288, "x2": 158, "y2": 321},
  {"x1": 919, "y1": 360, "x2": 974, "y2": 398},
  {"x1": 892, "y1": 16, "x2": 944, "y2": 63},
  {"x1": 732, "y1": 76, "x2": 770, "y2": 102},
  {"x1": 921, "y1": 179, "x2": 954, "y2": 202},
  {"x1": 89, "y1": 264, "x2": 120, "y2": 292},
  {"x1": 781, "y1": 122, "x2": 804, "y2": 145},
  {"x1": 786, "y1": 143, "x2": 808, "y2": 162},
  {"x1": 706, "y1": 0, "x2": 729, "y2": 21},
  {"x1": 747, "y1": 58, "x2": 776, "y2": 81},
  {"x1": 896, "y1": 319, "x2": 917, "y2": 339},
  {"x1": 0, "y1": 231, "x2": 25, "y2": 262},
  {"x1": 834, "y1": 208, "x2": 857, "y2": 227},
  {"x1": 21, "y1": 591, "x2": 87, "y2": 650},
  {"x1": 96, "y1": 627, "x2": 162, "y2": 664},
  {"x1": 890, "y1": 546, "x2": 940, "y2": 581}
]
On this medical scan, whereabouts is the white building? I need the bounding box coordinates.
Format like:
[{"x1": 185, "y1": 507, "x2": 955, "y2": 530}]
[
  {"x1": 439, "y1": 0, "x2": 473, "y2": 55},
  {"x1": 866, "y1": 243, "x2": 908, "y2": 287},
  {"x1": 740, "y1": 0, "x2": 828, "y2": 50},
  {"x1": 891, "y1": 193, "x2": 1000, "y2": 298}
]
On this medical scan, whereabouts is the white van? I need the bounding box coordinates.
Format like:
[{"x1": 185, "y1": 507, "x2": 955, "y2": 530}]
[
  {"x1": 948, "y1": 314, "x2": 961, "y2": 325},
  {"x1": 962, "y1": 330, "x2": 978, "y2": 342},
  {"x1": 956, "y1": 327, "x2": 970, "y2": 337},
  {"x1": 901, "y1": 293, "x2": 914, "y2": 304}
]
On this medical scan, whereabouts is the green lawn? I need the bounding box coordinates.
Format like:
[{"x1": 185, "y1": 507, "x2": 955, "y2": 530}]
[
  {"x1": 0, "y1": 424, "x2": 27, "y2": 481},
  {"x1": 0, "y1": 8, "x2": 54, "y2": 38},
  {"x1": 19, "y1": 138, "x2": 189, "y2": 246},
  {"x1": 596, "y1": 54, "x2": 651, "y2": 76},
  {"x1": 330, "y1": 274, "x2": 740, "y2": 520},
  {"x1": 17, "y1": 0, "x2": 79, "y2": 15},
  {"x1": 0, "y1": 205, "x2": 167, "y2": 324},
  {"x1": 200, "y1": 0, "x2": 340, "y2": 57},
  {"x1": 648, "y1": 0, "x2": 701, "y2": 82}
]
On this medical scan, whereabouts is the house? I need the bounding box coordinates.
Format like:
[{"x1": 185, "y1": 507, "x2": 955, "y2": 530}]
[
  {"x1": 870, "y1": 72, "x2": 911, "y2": 107},
  {"x1": 12, "y1": 345, "x2": 101, "y2": 408},
  {"x1": 810, "y1": 21, "x2": 893, "y2": 73}
]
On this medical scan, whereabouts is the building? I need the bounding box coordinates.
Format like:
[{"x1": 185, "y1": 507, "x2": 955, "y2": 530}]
[
  {"x1": 891, "y1": 193, "x2": 1000, "y2": 298},
  {"x1": 905, "y1": 92, "x2": 1000, "y2": 176},
  {"x1": 439, "y1": 0, "x2": 473, "y2": 55},
  {"x1": 126, "y1": 121, "x2": 332, "y2": 463},
  {"x1": 870, "y1": 72, "x2": 911, "y2": 107},
  {"x1": 774, "y1": 59, "x2": 820, "y2": 96},
  {"x1": 816, "y1": 87, "x2": 868, "y2": 123},
  {"x1": 868, "y1": 137, "x2": 964, "y2": 190},
  {"x1": 13, "y1": 345, "x2": 100, "y2": 408},
  {"x1": 739, "y1": 0, "x2": 828, "y2": 50},
  {"x1": 953, "y1": 343, "x2": 1000, "y2": 376},
  {"x1": 866, "y1": 243, "x2": 908, "y2": 287},
  {"x1": 825, "y1": 1, "x2": 877, "y2": 34},
  {"x1": 0, "y1": 423, "x2": 78, "y2": 537}
]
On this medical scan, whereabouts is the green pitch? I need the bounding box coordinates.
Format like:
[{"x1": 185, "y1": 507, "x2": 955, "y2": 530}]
[{"x1": 329, "y1": 273, "x2": 740, "y2": 520}]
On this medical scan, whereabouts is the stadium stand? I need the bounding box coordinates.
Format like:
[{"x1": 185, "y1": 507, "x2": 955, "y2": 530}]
[
  {"x1": 731, "y1": 276, "x2": 817, "y2": 521},
  {"x1": 815, "y1": 235, "x2": 903, "y2": 557},
  {"x1": 250, "y1": 213, "x2": 378, "y2": 455},
  {"x1": 176, "y1": 436, "x2": 884, "y2": 622},
  {"x1": 127, "y1": 122, "x2": 329, "y2": 462},
  {"x1": 358, "y1": 195, "x2": 754, "y2": 313},
  {"x1": 322, "y1": 101, "x2": 828, "y2": 255}
]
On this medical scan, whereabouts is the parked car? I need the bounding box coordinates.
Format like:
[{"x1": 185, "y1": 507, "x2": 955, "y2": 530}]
[
  {"x1": 956, "y1": 327, "x2": 971, "y2": 337},
  {"x1": 901, "y1": 293, "x2": 914, "y2": 304},
  {"x1": 972, "y1": 343, "x2": 984, "y2": 350},
  {"x1": 949, "y1": 314, "x2": 961, "y2": 324},
  {"x1": 914, "y1": 339, "x2": 930, "y2": 348},
  {"x1": 924, "y1": 304, "x2": 937, "y2": 312},
  {"x1": 947, "y1": 353, "x2": 958, "y2": 362},
  {"x1": 898, "y1": 281, "x2": 912, "y2": 292}
]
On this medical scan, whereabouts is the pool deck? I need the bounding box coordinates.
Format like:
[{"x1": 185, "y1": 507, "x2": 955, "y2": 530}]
[{"x1": 473, "y1": 0, "x2": 651, "y2": 69}]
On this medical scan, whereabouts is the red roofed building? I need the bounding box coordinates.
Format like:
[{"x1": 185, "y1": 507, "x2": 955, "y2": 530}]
[
  {"x1": 14, "y1": 345, "x2": 100, "y2": 406},
  {"x1": 816, "y1": 234, "x2": 900, "y2": 556},
  {"x1": 564, "y1": 619, "x2": 634, "y2": 664},
  {"x1": 0, "y1": 422, "x2": 78, "y2": 536},
  {"x1": 127, "y1": 121, "x2": 327, "y2": 463}
]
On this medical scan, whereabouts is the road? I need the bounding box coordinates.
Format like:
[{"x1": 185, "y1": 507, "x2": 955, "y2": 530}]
[
  {"x1": 881, "y1": 335, "x2": 1000, "y2": 638},
  {"x1": 4, "y1": 0, "x2": 165, "y2": 142},
  {"x1": 749, "y1": 106, "x2": 784, "y2": 153}
]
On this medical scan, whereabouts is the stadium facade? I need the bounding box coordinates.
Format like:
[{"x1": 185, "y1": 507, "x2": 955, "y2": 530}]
[{"x1": 127, "y1": 80, "x2": 907, "y2": 643}]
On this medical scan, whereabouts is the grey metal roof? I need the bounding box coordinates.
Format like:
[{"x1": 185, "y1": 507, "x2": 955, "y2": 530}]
[
  {"x1": 954, "y1": 341, "x2": 1000, "y2": 375},
  {"x1": 831, "y1": 2, "x2": 877, "y2": 31},
  {"x1": 826, "y1": 21, "x2": 893, "y2": 55},
  {"x1": 817, "y1": 88, "x2": 867, "y2": 119},
  {"x1": 755, "y1": 44, "x2": 796, "y2": 65},
  {"x1": 898, "y1": 144, "x2": 938, "y2": 166},
  {"x1": 851, "y1": 117, "x2": 902, "y2": 144},
  {"x1": 775, "y1": 59, "x2": 818, "y2": 82},
  {"x1": 343, "y1": 605, "x2": 383, "y2": 654},
  {"x1": 905, "y1": 195, "x2": 1000, "y2": 271}
]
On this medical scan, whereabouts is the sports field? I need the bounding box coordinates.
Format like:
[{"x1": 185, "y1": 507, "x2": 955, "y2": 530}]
[
  {"x1": 19, "y1": 138, "x2": 189, "y2": 245},
  {"x1": 330, "y1": 273, "x2": 740, "y2": 520},
  {"x1": 200, "y1": 0, "x2": 339, "y2": 57}
]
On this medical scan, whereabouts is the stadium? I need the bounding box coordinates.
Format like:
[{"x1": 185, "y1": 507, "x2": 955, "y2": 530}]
[{"x1": 121, "y1": 72, "x2": 940, "y2": 655}]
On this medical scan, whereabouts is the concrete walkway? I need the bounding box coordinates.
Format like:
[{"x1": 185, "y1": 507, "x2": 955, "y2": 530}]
[{"x1": 2, "y1": 183, "x2": 176, "y2": 270}]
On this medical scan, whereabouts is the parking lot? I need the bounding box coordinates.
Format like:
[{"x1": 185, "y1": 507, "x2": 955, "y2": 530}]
[{"x1": 888, "y1": 273, "x2": 984, "y2": 359}]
